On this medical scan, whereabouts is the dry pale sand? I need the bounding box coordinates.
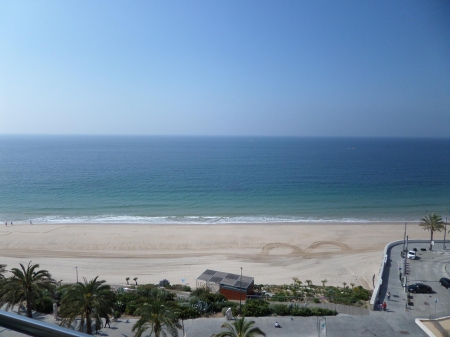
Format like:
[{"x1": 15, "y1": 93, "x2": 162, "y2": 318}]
[{"x1": 0, "y1": 222, "x2": 432, "y2": 289}]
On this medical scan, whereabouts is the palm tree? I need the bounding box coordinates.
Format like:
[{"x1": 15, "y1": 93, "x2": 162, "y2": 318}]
[
  {"x1": 350, "y1": 282, "x2": 355, "y2": 289},
  {"x1": 342, "y1": 282, "x2": 347, "y2": 289},
  {"x1": 0, "y1": 261, "x2": 56, "y2": 318},
  {"x1": 132, "y1": 294, "x2": 181, "y2": 337},
  {"x1": 133, "y1": 277, "x2": 138, "y2": 285},
  {"x1": 305, "y1": 280, "x2": 312, "y2": 287},
  {"x1": 0, "y1": 264, "x2": 6, "y2": 279},
  {"x1": 59, "y1": 276, "x2": 115, "y2": 335},
  {"x1": 321, "y1": 279, "x2": 327, "y2": 287},
  {"x1": 126, "y1": 277, "x2": 130, "y2": 285},
  {"x1": 420, "y1": 213, "x2": 445, "y2": 250},
  {"x1": 211, "y1": 317, "x2": 266, "y2": 337}
]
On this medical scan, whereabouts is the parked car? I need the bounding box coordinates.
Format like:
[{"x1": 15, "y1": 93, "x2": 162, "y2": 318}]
[
  {"x1": 440, "y1": 278, "x2": 450, "y2": 289},
  {"x1": 407, "y1": 283, "x2": 432, "y2": 293},
  {"x1": 407, "y1": 251, "x2": 417, "y2": 259},
  {"x1": 420, "y1": 248, "x2": 427, "y2": 251}
]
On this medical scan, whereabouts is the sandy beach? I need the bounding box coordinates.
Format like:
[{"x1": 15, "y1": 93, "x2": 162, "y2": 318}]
[{"x1": 0, "y1": 222, "x2": 431, "y2": 289}]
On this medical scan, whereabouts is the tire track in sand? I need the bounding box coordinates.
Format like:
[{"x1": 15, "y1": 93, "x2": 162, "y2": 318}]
[{"x1": 261, "y1": 241, "x2": 352, "y2": 256}]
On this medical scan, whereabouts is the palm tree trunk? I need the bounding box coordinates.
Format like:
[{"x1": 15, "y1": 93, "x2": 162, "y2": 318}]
[
  {"x1": 155, "y1": 322, "x2": 161, "y2": 337},
  {"x1": 86, "y1": 313, "x2": 92, "y2": 335},
  {"x1": 26, "y1": 294, "x2": 33, "y2": 318}
]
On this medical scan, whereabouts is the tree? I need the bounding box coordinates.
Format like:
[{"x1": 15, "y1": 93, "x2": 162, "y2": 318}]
[
  {"x1": 420, "y1": 213, "x2": 444, "y2": 250},
  {"x1": 59, "y1": 276, "x2": 115, "y2": 335},
  {"x1": 133, "y1": 277, "x2": 138, "y2": 285},
  {"x1": 342, "y1": 282, "x2": 347, "y2": 289},
  {"x1": 321, "y1": 279, "x2": 327, "y2": 287},
  {"x1": 292, "y1": 278, "x2": 302, "y2": 288},
  {"x1": 0, "y1": 264, "x2": 6, "y2": 279},
  {"x1": 126, "y1": 277, "x2": 130, "y2": 285},
  {"x1": 305, "y1": 280, "x2": 312, "y2": 287},
  {"x1": 132, "y1": 293, "x2": 181, "y2": 337},
  {"x1": 0, "y1": 261, "x2": 56, "y2": 318},
  {"x1": 211, "y1": 317, "x2": 266, "y2": 337},
  {"x1": 350, "y1": 283, "x2": 355, "y2": 289}
]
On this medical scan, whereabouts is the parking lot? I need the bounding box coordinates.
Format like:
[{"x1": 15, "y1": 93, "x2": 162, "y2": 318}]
[{"x1": 379, "y1": 241, "x2": 450, "y2": 319}]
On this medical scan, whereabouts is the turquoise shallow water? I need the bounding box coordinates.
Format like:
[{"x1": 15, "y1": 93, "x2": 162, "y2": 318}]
[{"x1": 0, "y1": 136, "x2": 449, "y2": 223}]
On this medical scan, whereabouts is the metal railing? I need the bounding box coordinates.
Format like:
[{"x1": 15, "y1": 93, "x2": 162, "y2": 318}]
[{"x1": 0, "y1": 310, "x2": 90, "y2": 337}]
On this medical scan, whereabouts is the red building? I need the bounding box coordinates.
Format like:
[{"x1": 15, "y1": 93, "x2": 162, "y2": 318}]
[{"x1": 196, "y1": 269, "x2": 254, "y2": 301}]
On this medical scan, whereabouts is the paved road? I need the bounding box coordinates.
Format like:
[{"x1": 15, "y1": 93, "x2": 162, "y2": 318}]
[{"x1": 2, "y1": 242, "x2": 449, "y2": 337}]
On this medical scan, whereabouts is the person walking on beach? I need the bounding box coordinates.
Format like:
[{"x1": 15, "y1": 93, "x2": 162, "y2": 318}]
[
  {"x1": 104, "y1": 316, "x2": 111, "y2": 328},
  {"x1": 387, "y1": 291, "x2": 391, "y2": 300}
]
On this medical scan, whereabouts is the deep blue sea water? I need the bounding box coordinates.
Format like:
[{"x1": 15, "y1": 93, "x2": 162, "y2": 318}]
[{"x1": 0, "y1": 136, "x2": 449, "y2": 223}]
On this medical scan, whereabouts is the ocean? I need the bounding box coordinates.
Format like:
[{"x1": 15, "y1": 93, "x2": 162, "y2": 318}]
[{"x1": 0, "y1": 135, "x2": 449, "y2": 224}]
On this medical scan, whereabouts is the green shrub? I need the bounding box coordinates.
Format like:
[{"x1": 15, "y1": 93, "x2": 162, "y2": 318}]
[
  {"x1": 125, "y1": 301, "x2": 138, "y2": 315},
  {"x1": 190, "y1": 289, "x2": 226, "y2": 306},
  {"x1": 191, "y1": 288, "x2": 209, "y2": 297},
  {"x1": 35, "y1": 296, "x2": 54, "y2": 314},
  {"x1": 291, "y1": 307, "x2": 312, "y2": 316},
  {"x1": 313, "y1": 298, "x2": 321, "y2": 303},
  {"x1": 270, "y1": 296, "x2": 285, "y2": 302},
  {"x1": 213, "y1": 300, "x2": 235, "y2": 312},
  {"x1": 159, "y1": 279, "x2": 170, "y2": 287},
  {"x1": 136, "y1": 284, "x2": 156, "y2": 297},
  {"x1": 290, "y1": 306, "x2": 337, "y2": 317},
  {"x1": 114, "y1": 300, "x2": 126, "y2": 313},
  {"x1": 243, "y1": 299, "x2": 271, "y2": 317},
  {"x1": 165, "y1": 284, "x2": 192, "y2": 292},
  {"x1": 190, "y1": 300, "x2": 214, "y2": 316},
  {"x1": 269, "y1": 304, "x2": 290, "y2": 316},
  {"x1": 178, "y1": 305, "x2": 200, "y2": 319},
  {"x1": 352, "y1": 286, "x2": 371, "y2": 301}
]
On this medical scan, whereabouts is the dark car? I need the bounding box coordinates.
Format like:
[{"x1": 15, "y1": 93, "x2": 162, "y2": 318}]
[
  {"x1": 407, "y1": 283, "x2": 432, "y2": 293},
  {"x1": 440, "y1": 278, "x2": 450, "y2": 289}
]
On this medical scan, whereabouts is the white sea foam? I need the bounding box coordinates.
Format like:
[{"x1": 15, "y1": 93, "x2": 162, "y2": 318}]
[{"x1": 29, "y1": 214, "x2": 410, "y2": 224}]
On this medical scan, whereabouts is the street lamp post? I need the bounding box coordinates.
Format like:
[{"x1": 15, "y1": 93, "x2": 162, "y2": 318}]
[
  {"x1": 74, "y1": 267, "x2": 78, "y2": 283},
  {"x1": 403, "y1": 222, "x2": 407, "y2": 253},
  {"x1": 240, "y1": 267, "x2": 243, "y2": 316},
  {"x1": 444, "y1": 217, "x2": 447, "y2": 250}
]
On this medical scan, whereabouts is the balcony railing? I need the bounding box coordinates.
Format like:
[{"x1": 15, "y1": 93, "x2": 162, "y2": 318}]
[{"x1": 0, "y1": 310, "x2": 90, "y2": 337}]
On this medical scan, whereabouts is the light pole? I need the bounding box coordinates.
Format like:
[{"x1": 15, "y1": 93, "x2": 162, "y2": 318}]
[
  {"x1": 403, "y1": 222, "x2": 407, "y2": 253},
  {"x1": 444, "y1": 217, "x2": 447, "y2": 250},
  {"x1": 240, "y1": 267, "x2": 243, "y2": 316},
  {"x1": 74, "y1": 267, "x2": 78, "y2": 283}
]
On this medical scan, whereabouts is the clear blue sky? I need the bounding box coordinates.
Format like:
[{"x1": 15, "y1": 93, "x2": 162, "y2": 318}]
[{"x1": 1, "y1": 1, "x2": 449, "y2": 137}]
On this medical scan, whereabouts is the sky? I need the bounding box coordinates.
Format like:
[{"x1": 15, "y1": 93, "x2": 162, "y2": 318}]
[{"x1": 0, "y1": 1, "x2": 449, "y2": 137}]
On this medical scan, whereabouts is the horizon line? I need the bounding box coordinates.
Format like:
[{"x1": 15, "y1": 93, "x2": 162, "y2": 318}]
[{"x1": 0, "y1": 133, "x2": 449, "y2": 139}]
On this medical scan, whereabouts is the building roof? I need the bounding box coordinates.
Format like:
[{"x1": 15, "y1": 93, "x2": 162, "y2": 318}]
[{"x1": 197, "y1": 269, "x2": 254, "y2": 290}]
